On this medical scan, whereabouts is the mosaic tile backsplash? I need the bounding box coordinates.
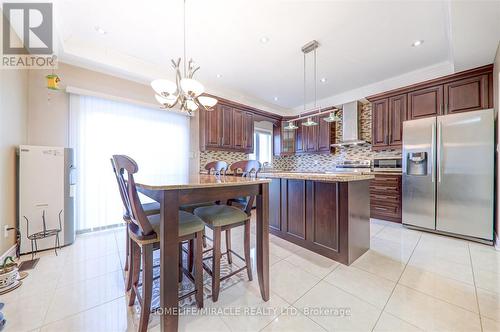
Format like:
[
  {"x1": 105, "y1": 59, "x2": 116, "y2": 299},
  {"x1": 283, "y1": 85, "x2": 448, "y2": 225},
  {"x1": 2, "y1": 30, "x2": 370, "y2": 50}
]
[{"x1": 199, "y1": 102, "x2": 402, "y2": 172}]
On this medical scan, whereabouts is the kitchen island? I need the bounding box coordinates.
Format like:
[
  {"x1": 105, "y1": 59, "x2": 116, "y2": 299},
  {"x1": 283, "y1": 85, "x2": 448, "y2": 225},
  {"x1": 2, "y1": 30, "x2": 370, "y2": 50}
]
[{"x1": 259, "y1": 171, "x2": 374, "y2": 265}]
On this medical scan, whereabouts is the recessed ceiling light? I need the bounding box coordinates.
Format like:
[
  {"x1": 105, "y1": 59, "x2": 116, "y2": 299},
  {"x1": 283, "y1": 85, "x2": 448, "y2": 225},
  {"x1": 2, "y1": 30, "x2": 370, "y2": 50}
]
[
  {"x1": 273, "y1": 97, "x2": 279, "y2": 101},
  {"x1": 320, "y1": 77, "x2": 328, "y2": 83},
  {"x1": 216, "y1": 74, "x2": 222, "y2": 78},
  {"x1": 412, "y1": 40, "x2": 424, "y2": 47},
  {"x1": 95, "y1": 26, "x2": 107, "y2": 35},
  {"x1": 260, "y1": 36, "x2": 270, "y2": 44}
]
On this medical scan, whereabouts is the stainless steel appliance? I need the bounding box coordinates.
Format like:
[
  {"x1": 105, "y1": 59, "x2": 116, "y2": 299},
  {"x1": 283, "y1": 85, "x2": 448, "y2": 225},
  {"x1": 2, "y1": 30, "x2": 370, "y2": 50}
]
[
  {"x1": 402, "y1": 109, "x2": 494, "y2": 242},
  {"x1": 334, "y1": 160, "x2": 371, "y2": 173},
  {"x1": 373, "y1": 157, "x2": 402, "y2": 173}
]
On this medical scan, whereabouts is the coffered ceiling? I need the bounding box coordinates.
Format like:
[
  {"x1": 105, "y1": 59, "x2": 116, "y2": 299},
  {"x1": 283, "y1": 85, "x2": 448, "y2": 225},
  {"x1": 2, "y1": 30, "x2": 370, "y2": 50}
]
[{"x1": 39, "y1": 1, "x2": 500, "y2": 113}]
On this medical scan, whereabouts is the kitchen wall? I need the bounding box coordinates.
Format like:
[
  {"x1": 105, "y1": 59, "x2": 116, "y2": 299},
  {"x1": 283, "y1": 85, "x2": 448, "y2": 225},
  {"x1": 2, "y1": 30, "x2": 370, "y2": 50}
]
[
  {"x1": 494, "y1": 42, "x2": 500, "y2": 248},
  {"x1": 272, "y1": 103, "x2": 401, "y2": 172},
  {"x1": 0, "y1": 64, "x2": 29, "y2": 256}
]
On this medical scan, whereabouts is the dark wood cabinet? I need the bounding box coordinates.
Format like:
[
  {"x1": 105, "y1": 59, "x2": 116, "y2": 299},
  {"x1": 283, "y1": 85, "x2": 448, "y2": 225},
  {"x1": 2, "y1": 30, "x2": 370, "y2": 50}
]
[
  {"x1": 408, "y1": 85, "x2": 443, "y2": 119},
  {"x1": 318, "y1": 116, "x2": 333, "y2": 152},
  {"x1": 371, "y1": 99, "x2": 389, "y2": 149},
  {"x1": 265, "y1": 176, "x2": 371, "y2": 265},
  {"x1": 305, "y1": 118, "x2": 319, "y2": 152},
  {"x1": 220, "y1": 105, "x2": 233, "y2": 148},
  {"x1": 200, "y1": 102, "x2": 255, "y2": 153},
  {"x1": 232, "y1": 109, "x2": 244, "y2": 149},
  {"x1": 278, "y1": 115, "x2": 334, "y2": 155},
  {"x1": 370, "y1": 174, "x2": 402, "y2": 223},
  {"x1": 368, "y1": 65, "x2": 493, "y2": 151},
  {"x1": 444, "y1": 74, "x2": 490, "y2": 114},
  {"x1": 284, "y1": 179, "x2": 306, "y2": 240},
  {"x1": 243, "y1": 111, "x2": 254, "y2": 151},
  {"x1": 388, "y1": 94, "x2": 407, "y2": 147},
  {"x1": 295, "y1": 126, "x2": 306, "y2": 153}
]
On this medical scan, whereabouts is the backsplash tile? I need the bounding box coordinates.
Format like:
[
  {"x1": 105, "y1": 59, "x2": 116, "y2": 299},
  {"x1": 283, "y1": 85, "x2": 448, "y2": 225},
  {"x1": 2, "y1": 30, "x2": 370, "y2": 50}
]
[{"x1": 199, "y1": 102, "x2": 401, "y2": 172}]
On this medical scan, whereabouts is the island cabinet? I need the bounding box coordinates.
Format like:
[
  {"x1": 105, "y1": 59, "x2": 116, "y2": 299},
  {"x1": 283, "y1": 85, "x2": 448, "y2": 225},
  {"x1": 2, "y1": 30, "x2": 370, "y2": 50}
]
[
  {"x1": 267, "y1": 176, "x2": 371, "y2": 265},
  {"x1": 200, "y1": 102, "x2": 254, "y2": 153},
  {"x1": 368, "y1": 64, "x2": 493, "y2": 151}
]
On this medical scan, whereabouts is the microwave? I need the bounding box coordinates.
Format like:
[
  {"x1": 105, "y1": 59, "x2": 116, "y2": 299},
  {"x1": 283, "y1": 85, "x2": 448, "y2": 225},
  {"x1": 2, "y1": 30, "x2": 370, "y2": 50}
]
[{"x1": 372, "y1": 157, "x2": 402, "y2": 172}]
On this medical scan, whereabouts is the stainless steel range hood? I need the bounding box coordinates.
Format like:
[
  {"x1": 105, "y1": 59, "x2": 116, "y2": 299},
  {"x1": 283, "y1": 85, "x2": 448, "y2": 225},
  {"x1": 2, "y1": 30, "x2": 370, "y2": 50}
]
[{"x1": 331, "y1": 101, "x2": 367, "y2": 147}]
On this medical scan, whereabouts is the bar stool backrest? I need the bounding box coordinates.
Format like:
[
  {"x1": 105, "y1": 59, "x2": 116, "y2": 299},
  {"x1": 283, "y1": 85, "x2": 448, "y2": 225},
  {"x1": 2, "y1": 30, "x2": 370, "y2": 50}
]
[
  {"x1": 205, "y1": 161, "x2": 228, "y2": 175},
  {"x1": 112, "y1": 155, "x2": 155, "y2": 238},
  {"x1": 229, "y1": 160, "x2": 261, "y2": 178}
]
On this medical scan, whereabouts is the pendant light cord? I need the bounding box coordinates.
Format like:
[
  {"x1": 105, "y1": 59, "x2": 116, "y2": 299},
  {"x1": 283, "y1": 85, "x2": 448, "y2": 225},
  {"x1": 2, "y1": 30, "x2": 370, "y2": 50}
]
[
  {"x1": 183, "y1": 0, "x2": 187, "y2": 77},
  {"x1": 314, "y1": 48, "x2": 317, "y2": 108},
  {"x1": 303, "y1": 52, "x2": 306, "y2": 111}
]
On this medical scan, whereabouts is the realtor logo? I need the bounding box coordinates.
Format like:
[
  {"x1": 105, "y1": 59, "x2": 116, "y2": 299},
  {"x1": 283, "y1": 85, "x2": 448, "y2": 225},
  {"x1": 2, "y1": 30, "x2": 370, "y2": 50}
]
[{"x1": 2, "y1": 2, "x2": 57, "y2": 68}]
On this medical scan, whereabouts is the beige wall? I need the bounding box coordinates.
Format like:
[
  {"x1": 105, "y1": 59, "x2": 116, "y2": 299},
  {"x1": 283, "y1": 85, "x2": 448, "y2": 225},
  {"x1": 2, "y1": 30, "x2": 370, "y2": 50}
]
[
  {"x1": 0, "y1": 69, "x2": 29, "y2": 255},
  {"x1": 494, "y1": 42, "x2": 500, "y2": 247}
]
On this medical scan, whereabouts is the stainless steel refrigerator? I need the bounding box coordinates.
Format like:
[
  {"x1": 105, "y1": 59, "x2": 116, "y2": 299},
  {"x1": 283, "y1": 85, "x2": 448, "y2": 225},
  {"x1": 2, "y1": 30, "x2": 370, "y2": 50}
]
[{"x1": 402, "y1": 108, "x2": 494, "y2": 242}]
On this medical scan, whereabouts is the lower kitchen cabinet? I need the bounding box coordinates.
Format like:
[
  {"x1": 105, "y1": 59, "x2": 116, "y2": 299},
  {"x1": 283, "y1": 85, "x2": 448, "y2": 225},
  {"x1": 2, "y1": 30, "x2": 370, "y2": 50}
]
[
  {"x1": 370, "y1": 174, "x2": 402, "y2": 223},
  {"x1": 267, "y1": 177, "x2": 370, "y2": 265}
]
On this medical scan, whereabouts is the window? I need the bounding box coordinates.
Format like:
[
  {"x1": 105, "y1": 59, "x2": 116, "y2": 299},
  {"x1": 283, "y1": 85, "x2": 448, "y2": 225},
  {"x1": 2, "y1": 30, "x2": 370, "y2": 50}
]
[
  {"x1": 249, "y1": 129, "x2": 272, "y2": 165},
  {"x1": 69, "y1": 94, "x2": 190, "y2": 231}
]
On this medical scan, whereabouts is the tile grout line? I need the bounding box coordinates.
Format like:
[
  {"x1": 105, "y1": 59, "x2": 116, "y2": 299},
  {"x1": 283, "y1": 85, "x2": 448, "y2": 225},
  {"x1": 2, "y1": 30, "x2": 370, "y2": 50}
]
[
  {"x1": 468, "y1": 242, "x2": 484, "y2": 332},
  {"x1": 369, "y1": 232, "x2": 423, "y2": 332},
  {"x1": 257, "y1": 263, "x2": 342, "y2": 332}
]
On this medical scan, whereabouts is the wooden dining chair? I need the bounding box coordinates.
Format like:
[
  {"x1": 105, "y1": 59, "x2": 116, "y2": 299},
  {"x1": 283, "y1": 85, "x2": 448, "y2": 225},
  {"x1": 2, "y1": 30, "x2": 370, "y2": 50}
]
[
  {"x1": 112, "y1": 155, "x2": 205, "y2": 332},
  {"x1": 193, "y1": 160, "x2": 260, "y2": 302},
  {"x1": 110, "y1": 158, "x2": 161, "y2": 292}
]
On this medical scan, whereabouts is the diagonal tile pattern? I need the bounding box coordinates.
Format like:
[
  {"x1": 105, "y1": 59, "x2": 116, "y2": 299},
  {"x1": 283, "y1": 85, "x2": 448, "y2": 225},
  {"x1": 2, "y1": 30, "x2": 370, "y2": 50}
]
[{"x1": 2, "y1": 215, "x2": 499, "y2": 332}]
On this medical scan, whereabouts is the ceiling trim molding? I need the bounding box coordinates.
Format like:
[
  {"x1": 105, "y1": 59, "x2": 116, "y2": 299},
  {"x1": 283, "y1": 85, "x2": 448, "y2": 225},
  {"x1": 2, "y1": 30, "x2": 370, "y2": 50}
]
[{"x1": 291, "y1": 60, "x2": 454, "y2": 113}]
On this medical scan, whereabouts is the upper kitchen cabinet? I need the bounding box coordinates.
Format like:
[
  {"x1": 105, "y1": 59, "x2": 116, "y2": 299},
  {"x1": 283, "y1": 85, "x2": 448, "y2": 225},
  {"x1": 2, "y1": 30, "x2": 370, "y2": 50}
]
[
  {"x1": 388, "y1": 94, "x2": 407, "y2": 147},
  {"x1": 367, "y1": 64, "x2": 493, "y2": 150},
  {"x1": 407, "y1": 85, "x2": 443, "y2": 119},
  {"x1": 200, "y1": 97, "x2": 279, "y2": 154},
  {"x1": 318, "y1": 115, "x2": 334, "y2": 152},
  {"x1": 444, "y1": 74, "x2": 490, "y2": 114},
  {"x1": 371, "y1": 99, "x2": 389, "y2": 149}
]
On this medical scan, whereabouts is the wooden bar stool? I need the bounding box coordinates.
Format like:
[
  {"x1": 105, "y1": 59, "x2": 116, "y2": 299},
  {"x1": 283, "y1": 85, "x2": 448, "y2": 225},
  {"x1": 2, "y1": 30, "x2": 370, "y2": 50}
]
[
  {"x1": 193, "y1": 160, "x2": 261, "y2": 302},
  {"x1": 113, "y1": 155, "x2": 205, "y2": 332},
  {"x1": 110, "y1": 159, "x2": 160, "y2": 292}
]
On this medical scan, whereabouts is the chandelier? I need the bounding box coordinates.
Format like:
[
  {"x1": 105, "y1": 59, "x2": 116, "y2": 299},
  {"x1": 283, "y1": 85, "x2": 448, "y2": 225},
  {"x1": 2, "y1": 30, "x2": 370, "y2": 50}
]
[
  {"x1": 151, "y1": 0, "x2": 217, "y2": 116},
  {"x1": 283, "y1": 40, "x2": 340, "y2": 130}
]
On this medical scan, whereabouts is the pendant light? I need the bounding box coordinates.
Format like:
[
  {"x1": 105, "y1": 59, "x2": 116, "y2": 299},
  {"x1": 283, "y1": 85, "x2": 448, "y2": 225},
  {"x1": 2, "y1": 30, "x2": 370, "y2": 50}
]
[
  {"x1": 151, "y1": 0, "x2": 217, "y2": 116},
  {"x1": 323, "y1": 111, "x2": 341, "y2": 123},
  {"x1": 284, "y1": 120, "x2": 299, "y2": 130}
]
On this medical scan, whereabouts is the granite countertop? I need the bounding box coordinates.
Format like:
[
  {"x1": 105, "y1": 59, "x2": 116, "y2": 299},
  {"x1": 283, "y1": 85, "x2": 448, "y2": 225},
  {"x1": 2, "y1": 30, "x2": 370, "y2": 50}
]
[{"x1": 258, "y1": 171, "x2": 374, "y2": 182}]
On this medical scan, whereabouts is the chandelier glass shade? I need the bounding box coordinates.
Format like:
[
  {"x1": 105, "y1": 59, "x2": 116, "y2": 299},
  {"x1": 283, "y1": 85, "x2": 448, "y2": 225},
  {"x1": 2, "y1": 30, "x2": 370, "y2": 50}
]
[
  {"x1": 302, "y1": 117, "x2": 318, "y2": 127},
  {"x1": 151, "y1": 0, "x2": 217, "y2": 116},
  {"x1": 322, "y1": 111, "x2": 341, "y2": 123},
  {"x1": 283, "y1": 120, "x2": 299, "y2": 130}
]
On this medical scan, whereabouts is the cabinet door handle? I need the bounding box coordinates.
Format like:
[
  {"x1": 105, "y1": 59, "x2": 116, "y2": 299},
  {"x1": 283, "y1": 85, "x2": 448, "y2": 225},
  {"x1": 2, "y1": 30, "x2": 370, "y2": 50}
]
[{"x1": 374, "y1": 207, "x2": 389, "y2": 211}]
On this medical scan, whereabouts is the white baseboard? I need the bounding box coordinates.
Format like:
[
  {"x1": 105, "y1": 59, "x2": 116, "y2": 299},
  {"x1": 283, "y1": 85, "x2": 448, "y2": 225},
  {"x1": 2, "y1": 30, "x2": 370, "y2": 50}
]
[{"x1": 0, "y1": 244, "x2": 17, "y2": 262}]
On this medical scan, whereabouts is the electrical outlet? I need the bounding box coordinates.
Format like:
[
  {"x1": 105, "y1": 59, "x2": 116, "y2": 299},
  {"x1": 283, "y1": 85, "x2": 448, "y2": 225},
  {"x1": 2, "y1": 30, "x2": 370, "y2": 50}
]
[{"x1": 3, "y1": 225, "x2": 9, "y2": 238}]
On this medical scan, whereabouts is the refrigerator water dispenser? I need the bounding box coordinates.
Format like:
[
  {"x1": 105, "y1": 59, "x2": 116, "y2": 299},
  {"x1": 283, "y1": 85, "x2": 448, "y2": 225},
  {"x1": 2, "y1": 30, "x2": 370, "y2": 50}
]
[{"x1": 406, "y1": 152, "x2": 428, "y2": 175}]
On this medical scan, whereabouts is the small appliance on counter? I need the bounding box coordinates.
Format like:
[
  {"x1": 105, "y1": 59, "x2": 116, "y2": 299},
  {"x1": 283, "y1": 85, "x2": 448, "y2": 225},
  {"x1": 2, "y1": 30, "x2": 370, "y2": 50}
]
[
  {"x1": 18, "y1": 146, "x2": 76, "y2": 255},
  {"x1": 372, "y1": 157, "x2": 402, "y2": 173}
]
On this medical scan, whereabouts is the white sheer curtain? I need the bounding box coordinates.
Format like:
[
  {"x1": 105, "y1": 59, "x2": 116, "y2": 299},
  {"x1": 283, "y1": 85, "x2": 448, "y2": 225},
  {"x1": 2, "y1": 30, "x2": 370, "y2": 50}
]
[{"x1": 69, "y1": 94, "x2": 190, "y2": 232}]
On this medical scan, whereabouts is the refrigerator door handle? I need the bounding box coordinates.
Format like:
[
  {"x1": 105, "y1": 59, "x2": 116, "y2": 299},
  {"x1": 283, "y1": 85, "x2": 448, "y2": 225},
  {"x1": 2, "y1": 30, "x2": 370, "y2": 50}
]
[
  {"x1": 430, "y1": 122, "x2": 435, "y2": 182},
  {"x1": 437, "y1": 121, "x2": 442, "y2": 183}
]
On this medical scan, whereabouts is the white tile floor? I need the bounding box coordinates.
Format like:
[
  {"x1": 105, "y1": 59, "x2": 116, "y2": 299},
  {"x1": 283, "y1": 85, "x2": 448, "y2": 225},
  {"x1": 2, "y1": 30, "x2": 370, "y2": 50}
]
[{"x1": 3, "y1": 216, "x2": 500, "y2": 332}]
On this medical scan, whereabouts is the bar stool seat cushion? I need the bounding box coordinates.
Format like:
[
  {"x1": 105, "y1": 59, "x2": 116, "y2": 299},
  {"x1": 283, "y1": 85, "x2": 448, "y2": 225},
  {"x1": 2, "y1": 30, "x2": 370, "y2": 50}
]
[
  {"x1": 194, "y1": 205, "x2": 248, "y2": 227},
  {"x1": 148, "y1": 211, "x2": 205, "y2": 238},
  {"x1": 179, "y1": 202, "x2": 215, "y2": 214}
]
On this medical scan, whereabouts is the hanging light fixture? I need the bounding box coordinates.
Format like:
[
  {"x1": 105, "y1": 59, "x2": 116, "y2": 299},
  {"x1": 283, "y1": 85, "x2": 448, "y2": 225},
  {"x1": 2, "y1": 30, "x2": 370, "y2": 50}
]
[
  {"x1": 302, "y1": 117, "x2": 318, "y2": 127},
  {"x1": 283, "y1": 120, "x2": 299, "y2": 130},
  {"x1": 323, "y1": 111, "x2": 341, "y2": 123},
  {"x1": 151, "y1": 0, "x2": 217, "y2": 116}
]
